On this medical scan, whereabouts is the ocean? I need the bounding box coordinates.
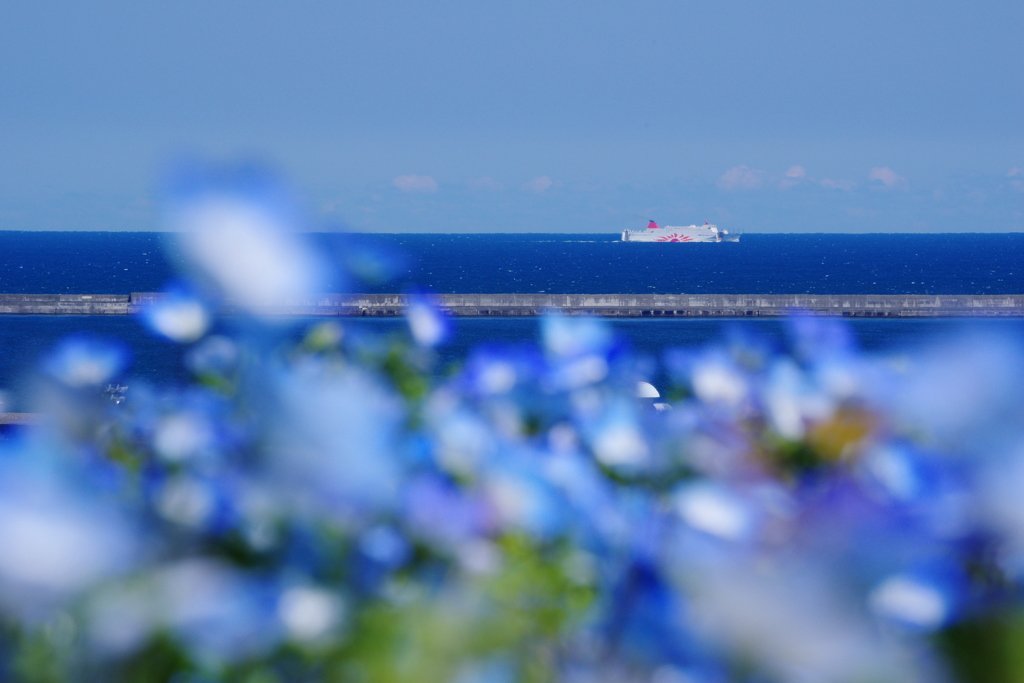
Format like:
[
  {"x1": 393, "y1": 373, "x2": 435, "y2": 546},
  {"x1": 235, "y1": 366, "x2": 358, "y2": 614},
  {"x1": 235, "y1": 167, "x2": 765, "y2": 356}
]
[
  {"x1": 3, "y1": 232, "x2": 1023, "y2": 295},
  {"x1": 1, "y1": 232, "x2": 1022, "y2": 408}
]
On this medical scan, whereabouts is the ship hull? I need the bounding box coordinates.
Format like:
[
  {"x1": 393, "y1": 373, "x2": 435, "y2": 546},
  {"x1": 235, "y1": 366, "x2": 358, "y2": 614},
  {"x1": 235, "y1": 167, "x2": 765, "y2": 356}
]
[{"x1": 621, "y1": 225, "x2": 735, "y2": 242}]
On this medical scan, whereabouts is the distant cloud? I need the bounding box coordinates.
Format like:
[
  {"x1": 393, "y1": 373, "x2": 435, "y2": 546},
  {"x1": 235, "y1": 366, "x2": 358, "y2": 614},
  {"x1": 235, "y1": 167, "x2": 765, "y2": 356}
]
[
  {"x1": 523, "y1": 176, "x2": 553, "y2": 193},
  {"x1": 1010, "y1": 168, "x2": 1024, "y2": 192},
  {"x1": 468, "y1": 176, "x2": 503, "y2": 191},
  {"x1": 393, "y1": 174, "x2": 438, "y2": 193},
  {"x1": 820, "y1": 178, "x2": 855, "y2": 191},
  {"x1": 868, "y1": 166, "x2": 908, "y2": 190},
  {"x1": 717, "y1": 165, "x2": 764, "y2": 190},
  {"x1": 779, "y1": 165, "x2": 807, "y2": 188}
]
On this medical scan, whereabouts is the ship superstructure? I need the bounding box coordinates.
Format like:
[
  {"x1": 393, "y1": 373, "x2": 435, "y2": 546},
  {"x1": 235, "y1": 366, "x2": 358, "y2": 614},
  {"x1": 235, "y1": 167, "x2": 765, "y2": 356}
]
[{"x1": 621, "y1": 220, "x2": 737, "y2": 242}]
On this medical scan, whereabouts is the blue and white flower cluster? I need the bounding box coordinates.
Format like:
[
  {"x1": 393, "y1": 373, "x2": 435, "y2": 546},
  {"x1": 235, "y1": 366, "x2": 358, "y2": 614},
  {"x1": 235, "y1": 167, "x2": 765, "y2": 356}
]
[{"x1": 3, "y1": 170, "x2": 1024, "y2": 682}]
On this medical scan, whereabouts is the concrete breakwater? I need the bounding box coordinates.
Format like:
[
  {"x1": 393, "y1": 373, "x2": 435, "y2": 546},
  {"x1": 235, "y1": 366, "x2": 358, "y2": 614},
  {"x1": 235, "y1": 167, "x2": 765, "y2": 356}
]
[
  {"x1": 333, "y1": 293, "x2": 1024, "y2": 318},
  {"x1": 0, "y1": 293, "x2": 131, "y2": 315},
  {"x1": 2, "y1": 293, "x2": 1024, "y2": 317}
]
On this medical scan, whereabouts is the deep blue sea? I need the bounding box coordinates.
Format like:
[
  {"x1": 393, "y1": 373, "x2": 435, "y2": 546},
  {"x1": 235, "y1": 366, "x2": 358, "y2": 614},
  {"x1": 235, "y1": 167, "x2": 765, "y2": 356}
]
[
  {"x1": 2, "y1": 232, "x2": 1023, "y2": 294},
  {"x1": 1, "y1": 232, "x2": 1022, "y2": 409}
]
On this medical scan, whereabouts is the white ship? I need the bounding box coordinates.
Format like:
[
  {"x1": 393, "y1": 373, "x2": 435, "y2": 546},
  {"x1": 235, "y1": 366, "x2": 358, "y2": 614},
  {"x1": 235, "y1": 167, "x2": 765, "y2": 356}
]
[{"x1": 621, "y1": 221, "x2": 738, "y2": 243}]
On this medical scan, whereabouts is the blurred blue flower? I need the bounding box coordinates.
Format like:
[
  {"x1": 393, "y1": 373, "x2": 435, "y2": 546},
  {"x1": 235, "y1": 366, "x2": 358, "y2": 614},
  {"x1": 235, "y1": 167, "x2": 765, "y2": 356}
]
[
  {"x1": 277, "y1": 584, "x2": 347, "y2": 644},
  {"x1": 673, "y1": 481, "x2": 756, "y2": 543},
  {"x1": 787, "y1": 314, "x2": 857, "y2": 362},
  {"x1": 542, "y1": 314, "x2": 613, "y2": 360},
  {"x1": 603, "y1": 560, "x2": 692, "y2": 668},
  {"x1": 141, "y1": 286, "x2": 211, "y2": 343},
  {"x1": 404, "y1": 474, "x2": 492, "y2": 546},
  {"x1": 42, "y1": 335, "x2": 129, "y2": 389},
  {"x1": 0, "y1": 443, "x2": 139, "y2": 619},
  {"x1": 150, "y1": 559, "x2": 282, "y2": 661},
  {"x1": 359, "y1": 525, "x2": 411, "y2": 568},
  {"x1": 268, "y1": 362, "x2": 403, "y2": 517},
  {"x1": 406, "y1": 292, "x2": 451, "y2": 347},
  {"x1": 586, "y1": 401, "x2": 650, "y2": 470},
  {"x1": 688, "y1": 352, "x2": 750, "y2": 411},
  {"x1": 868, "y1": 568, "x2": 965, "y2": 631},
  {"x1": 164, "y1": 163, "x2": 332, "y2": 314},
  {"x1": 185, "y1": 334, "x2": 239, "y2": 379},
  {"x1": 484, "y1": 461, "x2": 565, "y2": 538}
]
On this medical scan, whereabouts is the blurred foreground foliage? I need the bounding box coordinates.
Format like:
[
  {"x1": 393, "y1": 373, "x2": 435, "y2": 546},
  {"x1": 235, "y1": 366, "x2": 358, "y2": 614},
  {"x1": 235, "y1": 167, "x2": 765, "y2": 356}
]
[{"x1": 5, "y1": 169, "x2": 1024, "y2": 682}]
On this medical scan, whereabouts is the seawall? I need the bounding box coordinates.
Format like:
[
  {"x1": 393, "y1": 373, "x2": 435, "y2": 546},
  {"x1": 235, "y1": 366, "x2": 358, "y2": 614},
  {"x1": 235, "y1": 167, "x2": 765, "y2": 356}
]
[
  {"x1": 2, "y1": 293, "x2": 1024, "y2": 317},
  {"x1": 0, "y1": 294, "x2": 131, "y2": 315}
]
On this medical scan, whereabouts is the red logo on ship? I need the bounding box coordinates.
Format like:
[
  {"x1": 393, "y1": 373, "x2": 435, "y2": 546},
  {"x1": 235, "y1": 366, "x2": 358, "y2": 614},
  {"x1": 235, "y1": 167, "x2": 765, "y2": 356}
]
[{"x1": 654, "y1": 234, "x2": 693, "y2": 242}]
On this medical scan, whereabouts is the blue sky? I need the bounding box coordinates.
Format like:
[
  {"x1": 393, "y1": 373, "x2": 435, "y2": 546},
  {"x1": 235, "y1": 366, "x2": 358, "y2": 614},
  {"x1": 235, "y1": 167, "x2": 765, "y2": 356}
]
[{"x1": 1, "y1": 0, "x2": 1022, "y2": 232}]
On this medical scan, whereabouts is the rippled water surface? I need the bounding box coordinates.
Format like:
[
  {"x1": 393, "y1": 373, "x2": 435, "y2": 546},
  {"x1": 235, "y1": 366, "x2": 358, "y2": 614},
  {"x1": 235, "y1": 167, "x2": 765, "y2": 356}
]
[{"x1": 0, "y1": 232, "x2": 1022, "y2": 294}]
